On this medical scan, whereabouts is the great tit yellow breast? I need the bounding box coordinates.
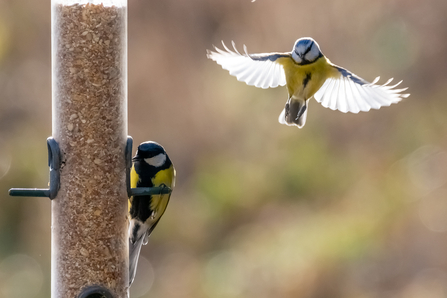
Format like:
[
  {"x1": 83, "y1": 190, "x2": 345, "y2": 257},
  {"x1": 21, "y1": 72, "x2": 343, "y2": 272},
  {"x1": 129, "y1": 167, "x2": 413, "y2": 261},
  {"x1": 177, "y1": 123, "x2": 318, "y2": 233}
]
[
  {"x1": 129, "y1": 162, "x2": 175, "y2": 223},
  {"x1": 152, "y1": 165, "x2": 175, "y2": 189}
]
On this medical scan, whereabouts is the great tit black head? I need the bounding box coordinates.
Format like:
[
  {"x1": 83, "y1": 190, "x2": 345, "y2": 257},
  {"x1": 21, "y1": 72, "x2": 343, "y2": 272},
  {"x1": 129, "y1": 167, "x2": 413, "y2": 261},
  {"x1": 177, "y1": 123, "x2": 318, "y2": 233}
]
[{"x1": 133, "y1": 141, "x2": 169, "y2": 168}]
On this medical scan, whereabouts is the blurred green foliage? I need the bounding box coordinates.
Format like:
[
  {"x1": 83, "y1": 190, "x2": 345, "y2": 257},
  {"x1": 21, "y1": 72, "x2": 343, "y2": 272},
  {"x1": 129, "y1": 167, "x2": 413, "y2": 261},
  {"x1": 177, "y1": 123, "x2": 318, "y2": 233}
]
[{"x1": 1, "y1": 0, "x2": 447, "y2": 297}]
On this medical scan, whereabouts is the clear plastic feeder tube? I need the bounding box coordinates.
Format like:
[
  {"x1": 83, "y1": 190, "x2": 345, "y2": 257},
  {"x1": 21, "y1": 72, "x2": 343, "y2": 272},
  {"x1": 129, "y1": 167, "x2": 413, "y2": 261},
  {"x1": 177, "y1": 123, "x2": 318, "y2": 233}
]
[{"x1": 51, "y1": 0, "x2": 128, "y2": 297}]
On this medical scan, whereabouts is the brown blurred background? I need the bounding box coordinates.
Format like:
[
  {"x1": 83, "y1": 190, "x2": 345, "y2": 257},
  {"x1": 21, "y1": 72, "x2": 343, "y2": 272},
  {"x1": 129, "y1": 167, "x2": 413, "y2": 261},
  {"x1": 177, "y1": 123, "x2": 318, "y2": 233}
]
[{"x1": 1, "y1": 0, "x2": 447, "y2": 297}]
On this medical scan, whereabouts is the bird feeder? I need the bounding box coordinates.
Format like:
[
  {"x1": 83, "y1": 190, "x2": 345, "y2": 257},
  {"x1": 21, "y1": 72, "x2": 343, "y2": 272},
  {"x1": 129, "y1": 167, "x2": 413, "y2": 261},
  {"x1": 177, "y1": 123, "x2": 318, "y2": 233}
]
[{"x1": 51, "y1": 0, "x2": 128, "y2": 296}]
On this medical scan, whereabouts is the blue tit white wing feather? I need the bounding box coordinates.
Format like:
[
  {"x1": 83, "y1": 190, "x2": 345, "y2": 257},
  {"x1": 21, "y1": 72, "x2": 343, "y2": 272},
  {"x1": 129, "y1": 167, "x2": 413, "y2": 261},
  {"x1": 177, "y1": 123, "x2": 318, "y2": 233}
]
[
  {"x1": 207, "y1": 41, "x2": 289, "y2": 89},
  {"x1": 313, "y1": 65, "x2": 410, "y2": 113}
]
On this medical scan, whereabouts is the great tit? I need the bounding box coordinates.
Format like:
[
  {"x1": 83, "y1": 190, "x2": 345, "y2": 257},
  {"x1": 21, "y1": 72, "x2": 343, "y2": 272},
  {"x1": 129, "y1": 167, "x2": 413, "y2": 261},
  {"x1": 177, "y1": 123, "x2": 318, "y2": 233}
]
[
  {"x1": 207, "y1": 37, "x2": 409, "y2": 128},
  {"x1": 128, "y1": 141, "x2": 175, "y2": 286}
]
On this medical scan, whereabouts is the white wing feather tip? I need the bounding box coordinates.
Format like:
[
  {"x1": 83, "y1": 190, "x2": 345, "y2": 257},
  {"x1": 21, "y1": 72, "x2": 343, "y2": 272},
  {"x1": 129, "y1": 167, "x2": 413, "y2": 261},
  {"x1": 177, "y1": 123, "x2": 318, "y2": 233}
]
[
  {"x1": 243, "y1": 44, "x2": 250, "y2": 56},
  {"x1": 382, "y1": 78, "x2": 394, "y2": 86},
  {"x1": 230, "y1": 41, "x2": 237, "y2": 52},
  {"x1": 370, "y1": 76, "x2": 380, "y2": 85},
  {"x1": 382, "y1": 80, "x2": 403, "y2": 90},
  {"x1": 207, "y1": 41, "x2": 287, "y2": 89}
]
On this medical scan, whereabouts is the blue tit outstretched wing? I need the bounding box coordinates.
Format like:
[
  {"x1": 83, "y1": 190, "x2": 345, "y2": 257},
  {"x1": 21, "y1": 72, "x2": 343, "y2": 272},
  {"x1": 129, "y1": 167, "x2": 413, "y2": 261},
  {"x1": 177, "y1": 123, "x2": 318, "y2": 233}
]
[
  {"x1": 207, "y1": 41, "x2": 289, "y2": 89},
  {"x1": 313, "y1": 65, "x2": 410, "y2": 113}
]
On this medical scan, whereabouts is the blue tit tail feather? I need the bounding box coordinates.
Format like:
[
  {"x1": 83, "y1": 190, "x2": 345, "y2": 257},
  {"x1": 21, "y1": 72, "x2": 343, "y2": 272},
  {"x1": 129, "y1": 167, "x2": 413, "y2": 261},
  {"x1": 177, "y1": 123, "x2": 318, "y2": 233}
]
[{"x1": 279, "y1": 97, "x2": 308, "y2": 128}]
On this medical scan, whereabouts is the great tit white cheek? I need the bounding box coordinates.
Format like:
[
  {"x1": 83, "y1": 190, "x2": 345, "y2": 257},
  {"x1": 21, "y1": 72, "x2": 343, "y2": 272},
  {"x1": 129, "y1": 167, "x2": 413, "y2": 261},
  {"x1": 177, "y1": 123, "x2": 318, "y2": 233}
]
[{"x1": 144, "y1": 153, "x2": 166, "y2": 167}]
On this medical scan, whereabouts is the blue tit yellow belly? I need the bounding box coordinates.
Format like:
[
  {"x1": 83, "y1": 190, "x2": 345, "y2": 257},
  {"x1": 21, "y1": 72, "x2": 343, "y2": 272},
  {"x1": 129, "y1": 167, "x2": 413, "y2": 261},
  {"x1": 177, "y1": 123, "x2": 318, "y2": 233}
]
[{"x1": 277, "y1": 56, "x2": 336, "y2": 100}]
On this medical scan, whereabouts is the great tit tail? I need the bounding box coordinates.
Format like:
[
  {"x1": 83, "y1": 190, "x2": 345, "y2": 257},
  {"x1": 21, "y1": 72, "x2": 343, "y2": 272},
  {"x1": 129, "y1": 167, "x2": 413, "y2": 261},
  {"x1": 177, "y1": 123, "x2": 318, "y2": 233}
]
[{"x1": 129, "y1": 234, "x2": 145, "y2": 286}]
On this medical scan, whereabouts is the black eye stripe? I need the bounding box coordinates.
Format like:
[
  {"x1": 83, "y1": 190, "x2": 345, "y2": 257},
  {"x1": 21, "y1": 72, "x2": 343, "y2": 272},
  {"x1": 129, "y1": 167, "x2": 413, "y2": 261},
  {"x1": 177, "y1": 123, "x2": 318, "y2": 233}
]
[{"x1": 302, "y1": 41, "x2": 314, "y2": 56}]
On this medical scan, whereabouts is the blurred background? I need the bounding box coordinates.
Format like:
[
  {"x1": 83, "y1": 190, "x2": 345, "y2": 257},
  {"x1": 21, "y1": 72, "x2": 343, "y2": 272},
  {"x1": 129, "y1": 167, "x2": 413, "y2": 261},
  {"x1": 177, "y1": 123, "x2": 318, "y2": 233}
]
[{"x1": 0, "y1": 0, "x2": 447, "y2": 297}]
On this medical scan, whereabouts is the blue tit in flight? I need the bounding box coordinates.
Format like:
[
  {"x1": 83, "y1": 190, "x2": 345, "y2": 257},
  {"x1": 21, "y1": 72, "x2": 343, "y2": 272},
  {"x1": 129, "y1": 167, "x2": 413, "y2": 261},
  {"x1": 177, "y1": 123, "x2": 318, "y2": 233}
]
[
  {"x1": 128, "y1": 141, "x2": 176, "y2": 286},
  {"x1": 207, "y1": 37, "x2": 409, "y2": 128}
]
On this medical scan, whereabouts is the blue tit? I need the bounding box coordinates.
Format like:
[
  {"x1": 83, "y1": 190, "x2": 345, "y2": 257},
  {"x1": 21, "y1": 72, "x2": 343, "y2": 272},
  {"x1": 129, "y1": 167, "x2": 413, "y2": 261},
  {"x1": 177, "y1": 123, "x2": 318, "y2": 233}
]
[
  {"x1": 207, "y1": 37, "x2": 409, "y2": 128},
  {"x1": 128, "y1": 141, "x2": 176, "y2": 286}
]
